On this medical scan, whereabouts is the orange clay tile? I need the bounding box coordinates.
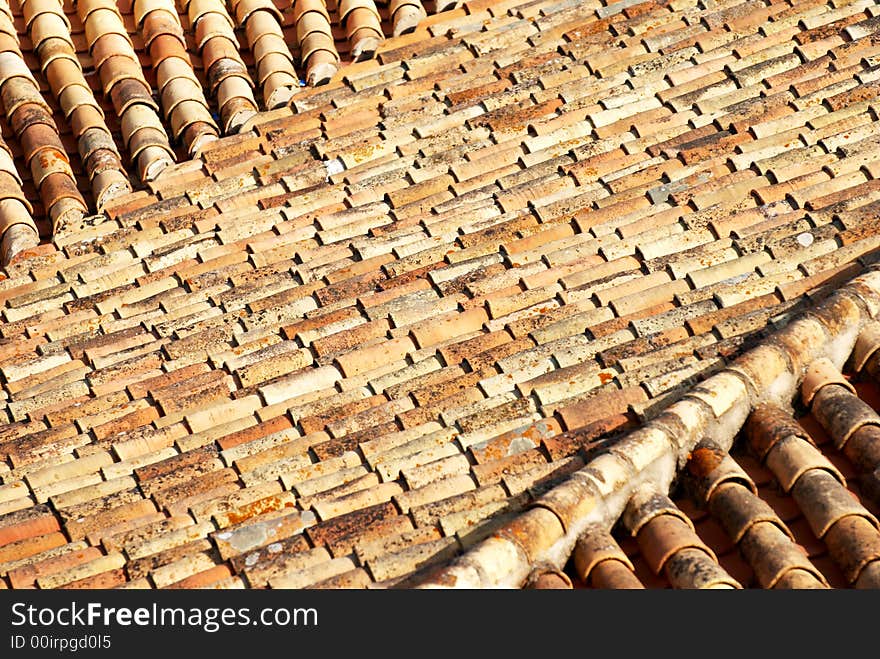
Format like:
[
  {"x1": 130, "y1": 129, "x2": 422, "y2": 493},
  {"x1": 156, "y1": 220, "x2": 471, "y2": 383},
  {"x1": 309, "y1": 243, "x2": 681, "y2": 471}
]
[{"x1": 0, "y1": 0, "x2": 877, "y2": 591}]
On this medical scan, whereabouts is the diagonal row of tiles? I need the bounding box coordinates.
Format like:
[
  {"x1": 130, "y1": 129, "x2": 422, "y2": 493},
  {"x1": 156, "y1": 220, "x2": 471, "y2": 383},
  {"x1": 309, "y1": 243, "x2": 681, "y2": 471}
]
[
  {"x1": 558, "y1": 358, "x2": 880, "y2": 590},
  {"x1": 0, "y1": 0, "x2": 431, "y2": 257},
  {"x1": 1, "y1": 0, "x2": 880, "y2": 588}
]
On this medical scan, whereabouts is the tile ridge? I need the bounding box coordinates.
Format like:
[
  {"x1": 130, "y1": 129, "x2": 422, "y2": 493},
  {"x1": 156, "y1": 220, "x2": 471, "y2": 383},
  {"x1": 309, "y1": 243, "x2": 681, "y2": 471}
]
[{"x1": 413, "y1": 264, "x2": 880, "y2": 587}]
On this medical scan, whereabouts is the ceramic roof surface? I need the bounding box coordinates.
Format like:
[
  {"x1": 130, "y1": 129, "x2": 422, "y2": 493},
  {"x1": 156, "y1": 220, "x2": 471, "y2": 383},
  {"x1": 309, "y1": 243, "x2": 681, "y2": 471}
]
[{"x1": 1, "y1": 0, "x2": 880, "y2": 589}]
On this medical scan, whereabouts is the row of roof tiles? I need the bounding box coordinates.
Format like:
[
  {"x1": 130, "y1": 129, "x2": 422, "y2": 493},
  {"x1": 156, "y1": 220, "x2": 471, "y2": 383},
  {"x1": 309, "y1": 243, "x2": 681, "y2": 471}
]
[
  {"x1": 0, "y1": 0, "x2": 432, "y2": 263},
  {"x1": 0, "y1": 0, "x2": 879, "y2": 588}
]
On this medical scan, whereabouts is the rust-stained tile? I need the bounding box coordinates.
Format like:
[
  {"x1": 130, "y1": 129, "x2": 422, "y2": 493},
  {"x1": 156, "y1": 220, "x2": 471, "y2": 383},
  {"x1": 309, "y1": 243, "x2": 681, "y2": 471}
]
[
  {"x1": 217, "y1": 416, "x2": 294, "y2": 451},
  {"x1": 0, "y1": 507, "x2": 62, "y2": 549},
  {"x1": 0, "y1": 532, "x2": 67, "y2": 566},
  {"x1": 556, "y1": 386, "x2": 647, "y2": 432}
]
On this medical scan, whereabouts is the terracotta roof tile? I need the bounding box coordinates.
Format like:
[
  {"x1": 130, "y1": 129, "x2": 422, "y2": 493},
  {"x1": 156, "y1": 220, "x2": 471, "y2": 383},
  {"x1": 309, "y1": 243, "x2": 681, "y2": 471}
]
[{"x1": 0, "y1": 0, "x2": 879, "y2": 589}]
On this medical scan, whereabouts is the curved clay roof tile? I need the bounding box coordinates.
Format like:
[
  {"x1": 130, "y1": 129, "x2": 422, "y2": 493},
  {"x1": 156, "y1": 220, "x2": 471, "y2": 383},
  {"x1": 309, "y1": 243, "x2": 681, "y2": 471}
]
[
  {"x1": 57, "y1": 82, "x2": 102, "y2": 117},
  {"x1": 0, "y1": 171, "x2": 32, "y2": 212},
  {"x1": 160, "y1": 75, "x2": 208, "y2": 115},
  {"x1": 852, "y1": 322, "x2": 880, "y2": 375},
  {"x1": 8, "y1": 100, "x2": 54, "y2": 135},
  {"x1": 0, "y1": 32, "x2": 19, "y2": 54},
  {"x1": 201, "y1": 37, "x2": 249, "y2": 82},
  {"x1": 0, "y1": 8, "x2": 16, "y2": 37},
  {"x1": 524, "y1": 566, "x2": 572, "y2": 589},
  {"x1": 635, "y1": 513, "x2": 718, "y2": 577},
  {"x1": 194, "y1": 12, "x2": 237, "y2": 50},
  {"x1": 738, "y1": 522, "x2": 828, "y2": 589},
  {"x1": 388, "y1": 0, "x2": 424, "y2": 36},
  {"x1": 684, "y1": 439, "x2": 756, "y2": 505},
  {"x1": 251, "y1": 33, "x2": 293, "y2": 65},
  {"x1": 0, "y1": 198, "x2": 37, "y2": 248},
  {"x1": 800, "y1": 357, "x2": 855, "y2": 406},
  {"x1": 243, "y1": 10, "x2": 284, "y2": 46},
  {"x1": 303, "y1": 48, "x2": 339, "y2": 87},
  {"x1": 219, "y1": 97, "x2": 258, "y2": 133},
  {"x1": 29, "y1": 147, "x2": 73, "y2": 188},
  {"x1": 744, "y1": 402, "x2": 813, "y2": 462},
  {"x1": 47, "y1": 194, "x2": 88, "y2": 232},
  {"x1": 234, "y1": 0, "x2": 282, "y2": 26},
  {"x1": 33, "y1": 36, "x2": 77, "y2": 71},
  {"x1": 764, "y1": 434, "x2": 845, "y2": 493},
  {"x1": 76, "y1": 125, "x2": 119, "y2": 161},
  {"x1": 120, "y1": 103, "x2": 169, "y2": 150},
  {"x1": 187, "y1": 0, "x2": 234, "y2": 26},
  {"x1": 155, "y1": 54, "x2": 200, "y2": 90},
  {"x1": 707, "y1": 481, "x2": 793, "y2": 544},
  {"x1": 206, "y1": 58, "x2": 253, "y2": 97},
  {"x1": 622, "y1": 486, "x2": 695, "y2": 537},
  {"x1": 168, "y1": 98, "x2": 214, "y2": 139},
  {"x1": 27, "y1": 12, "x2": 71, "y2": 50},
  {"x1": 149, "y1": 33, "x2": 191, "y2": 69},
  {"x1": 298, "y1": 30, "x2": 337, "y2": 63},
  {"x1": 97, "y1": 54, "x2": 150, "y2": 95},
  {"x1": 262, "y1": 73, "x2": 297, "y2": 108},
  {"x1": 91, "y1": 168, "x2": 132, "y2": 209},
  {"x1": 665, "y1": 548, "x2": 741, "y2": 589},
  {"x1": 19, "y1": 117, "x2": 67, "y2": 159},
  {"x1": 83, "y1": 8, "x2": 131, "y2": 50},
  {"x1": 76, "y1": 0, "x2": 123, "y2": 19},
  {"x1": 811, "y1": 383, "x2": 880, "y2": 450},
  {"x1": 141, "y1": 10, "x2": 187, "y2": 47},
  {"x1": 588, "y1": 559, "x2": 645, "y2": 589},
  {"x1": 840, "y1": 423, "x2": 880, "y2": 475},
  {"x1": 39, "y1": 171, "x2": 85, "y2": 211},
  {"x1": 0, "y1": 77, "x2": 50, "y2": 122},
  {"x1": 292, "y1": 0, "x2": 330, "y2": 23},
  {"x1": 127, "y1": 124, "x2": 176, "y2": 161},
  {"x1": 254, "y1": 51, "x2": 292, "y2": 84},
  {"x1": 83, "y1": 146, "x2": 126, "y2": 178},
  {"x1": 296, "y1": 8, "x2": 332, "y2": 42},
  {"x1": 0, "y1": 49, "x2": 39, "y2": 85},
  {"x1": 21, "y1": 0, "x2": 69, "y2": 27},
  {"x1": 215, "y1": 75, "x2": 258, "y2": 123},
  {"x1": 133, "y1": 0, "x2": 178, "y2": 25},
  {"x1": 345, "y1": 8, "x2": 383, "y2": 60},
  {"x1": 260, "y1": 74, "x2": 298, "y2": 106},
  {"x1": 0, "y1": 144, "x2": 21, "y2": 182},
  {"x1": 338, "y1": 0, "x2": 380, "y2": 24},
  {"x1": 571, "y1": 526, "x2": 635, "y2": 585},
  {"x1": 108, "y1": 77, "x2": 158, "y2": 114},
  {"x1": 91, "y1": 32, "x2": 135, "y2": 70},
  {"x1": 43, "y1": 56, "x2": 84, "y2": 96},
  {"x1": 182, "y1": 121, "x2": 218, "y2": 155},
  {"x1": 824, "y1": 515, "x2": 880, "y2": 585},
  {"x1": 134, "y1": 143, "x2": 176, "y2": 182},
  {"x1": 259, "y1": 66, "x2": 297, "y2": 94},
  {"x1": 790, "y1": 468, "x2": 878, "y2": 540}
]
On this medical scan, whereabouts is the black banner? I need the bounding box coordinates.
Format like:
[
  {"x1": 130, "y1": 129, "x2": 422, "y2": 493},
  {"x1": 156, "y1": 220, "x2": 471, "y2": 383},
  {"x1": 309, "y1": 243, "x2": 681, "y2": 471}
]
[{"x1": 0, "y1": 588, "x2": 867, "y2": 655}]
